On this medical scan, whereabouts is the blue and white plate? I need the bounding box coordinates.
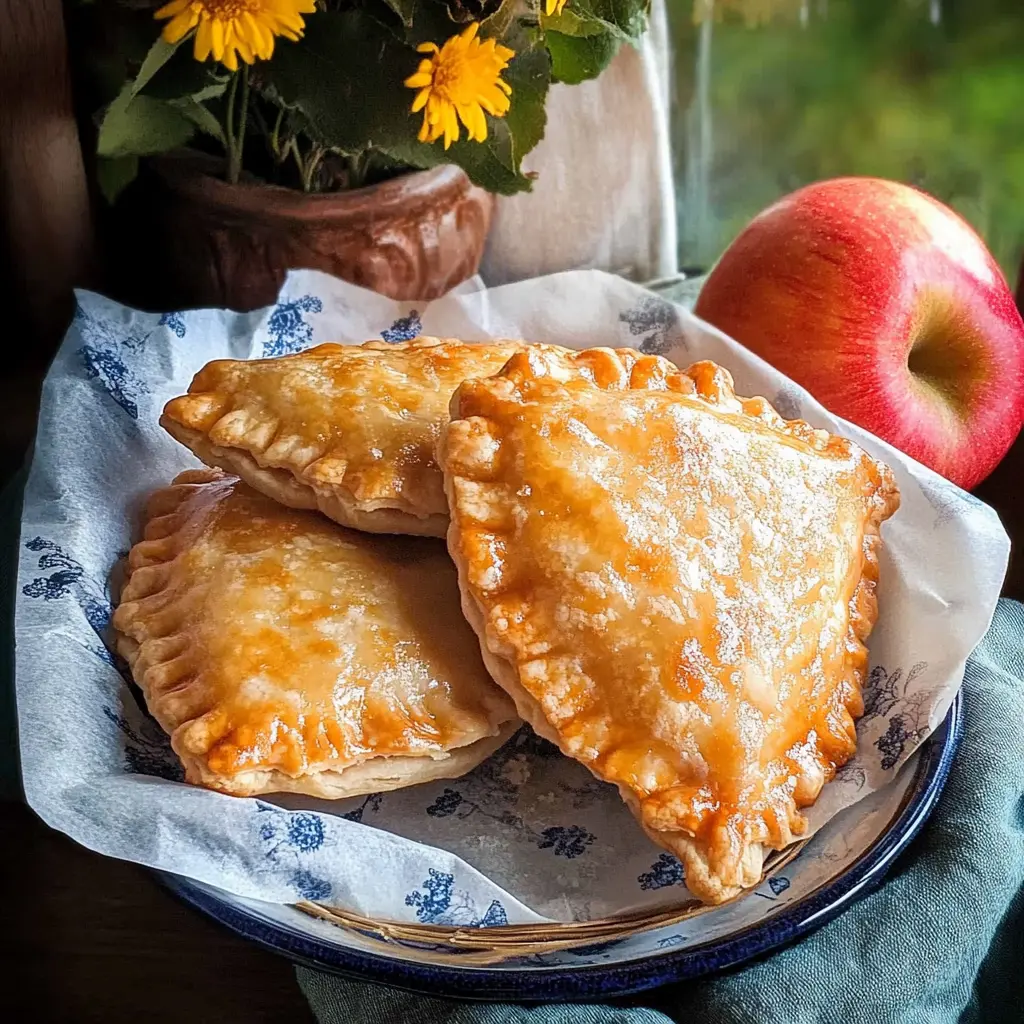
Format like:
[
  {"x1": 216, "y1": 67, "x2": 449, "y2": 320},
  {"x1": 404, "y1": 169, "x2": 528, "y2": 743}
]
[{"x1": 161, "y1": 691, "x2": 961, "y2": 1002}]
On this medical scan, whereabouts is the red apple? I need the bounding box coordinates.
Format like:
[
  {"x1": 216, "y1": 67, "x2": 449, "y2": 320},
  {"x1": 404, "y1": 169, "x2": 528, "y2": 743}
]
[{"x1": 694, "y1": 177, "x2": 1024, "y2": 490}]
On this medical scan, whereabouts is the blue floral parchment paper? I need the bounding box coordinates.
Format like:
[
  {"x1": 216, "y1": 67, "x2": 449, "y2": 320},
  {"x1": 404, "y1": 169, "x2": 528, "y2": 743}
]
[{"x1": 15, "y1": 269, "x2": 1008, "y2": 924}]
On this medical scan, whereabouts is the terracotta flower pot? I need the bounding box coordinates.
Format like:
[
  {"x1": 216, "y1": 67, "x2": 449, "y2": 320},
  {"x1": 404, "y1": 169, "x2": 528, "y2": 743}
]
[{"x1": 146, "y1": 151, "x2": 495, "y2": 311}]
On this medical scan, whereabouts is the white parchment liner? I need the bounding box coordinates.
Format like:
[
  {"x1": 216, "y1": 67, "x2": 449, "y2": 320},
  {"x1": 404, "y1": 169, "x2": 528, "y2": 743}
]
[{"x1": 15, "y1": 269, "x2": 1007, "y2": 924}]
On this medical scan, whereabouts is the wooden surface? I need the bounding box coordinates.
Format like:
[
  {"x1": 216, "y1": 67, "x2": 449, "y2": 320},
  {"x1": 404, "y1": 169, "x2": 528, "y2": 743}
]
[
  {"x1": 0, "y1": 0, "x2": 93, "y2": 344},
  {"x1": 0, "y1": 801, "x2": 316, "y2": 1023},
  {"x1": 0, "y1": 0, "x2": 94, "y2": 478}
]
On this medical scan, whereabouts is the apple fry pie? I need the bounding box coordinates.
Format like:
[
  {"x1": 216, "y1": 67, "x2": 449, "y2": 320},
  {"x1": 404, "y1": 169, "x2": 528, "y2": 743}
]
[
  {"x1": 112, "y1": 469, "x2": 518, "y2": 798},
  {"x1": 438, "y1": 345, "x2": 900, "y2": 904},
  {"x1": 160, "y1": 338, "x2": 523, "y2": 537}
]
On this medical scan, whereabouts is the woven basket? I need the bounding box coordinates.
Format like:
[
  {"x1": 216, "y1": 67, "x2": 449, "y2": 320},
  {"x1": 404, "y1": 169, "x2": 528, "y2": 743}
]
[{"x1": 297, "y1": 842, "x2": 806, "y2": 966}]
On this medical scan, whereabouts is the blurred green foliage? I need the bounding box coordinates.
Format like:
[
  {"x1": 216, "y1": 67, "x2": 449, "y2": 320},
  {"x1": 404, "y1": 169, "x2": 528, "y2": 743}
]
[{"x1": 670, "y1": 0, "x2": 1024, "y2": 283}]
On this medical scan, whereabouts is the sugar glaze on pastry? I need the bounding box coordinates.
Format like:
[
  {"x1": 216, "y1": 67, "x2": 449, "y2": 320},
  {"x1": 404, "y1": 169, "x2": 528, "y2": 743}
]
[
  {"x1": 161, "y1": 338, "x2": 523, "y2": 538},
  {"x1": 438, "y1": 345, "x2": 900, "y2": 904},
  {"x1": 112, "y1": 469, "x2": 518, "y2": 798}
]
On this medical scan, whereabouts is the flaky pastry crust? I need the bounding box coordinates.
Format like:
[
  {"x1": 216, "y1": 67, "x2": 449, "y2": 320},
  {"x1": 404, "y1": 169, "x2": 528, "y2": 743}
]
[
  {"x1": 161, "y1": 338, "x2": 523, "y2": 537},
  {"x1": 112, "y1": 469, "x2": 518, "y2": 797},
  {"x1": 438, "y1": 346, "x2": 900, "y2": 904}
]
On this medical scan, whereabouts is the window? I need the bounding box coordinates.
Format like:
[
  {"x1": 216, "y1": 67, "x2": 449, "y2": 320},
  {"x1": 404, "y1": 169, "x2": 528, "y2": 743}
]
[{"x1": 670, "y1": 0, "x2": 1024, "y2": 285}]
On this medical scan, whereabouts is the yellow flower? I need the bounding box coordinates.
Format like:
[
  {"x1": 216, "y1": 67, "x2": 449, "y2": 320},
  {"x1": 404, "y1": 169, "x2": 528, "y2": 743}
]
[
  {"x1": 545, "y1": 0, "x2": 569, "y2": 15},
  {"x1": 405, "y1": 22, "x2": 514, "y2": 150},
  {"x1": 154, "y1": 0, "x2": 316, "y2": 72}
]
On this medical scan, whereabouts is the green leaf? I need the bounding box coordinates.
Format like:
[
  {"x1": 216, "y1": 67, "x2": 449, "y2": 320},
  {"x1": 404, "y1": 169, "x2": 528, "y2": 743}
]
[
  {"x1": 503, "y1": 44, "x2": 550, "y2": 167},
  {"x1": 403, "y1": 0, "x2": 507, "y2": 47},
  {"x1": 546, "y1": 29, "x2": 620, "y2": 84},
  {"x1": 263, "y1": 11, "x2": 415, "y2": 153},
  {"x1": 545, "y1": 0, "x2": 649, "y2": 42},
  {"x1": 375, "y1": 111, "x2": 533, "y2": 196},
  {"x1": 95, "y1": 155, "x2": 139, "y2": 204},
  {"x1": 172, "y1": 94, "x2": 226, "y2": 145},
  {"x1": 262, "y1": 9, "x2": 546, "y2": 195},
  {"x1": 186, "y1": 82, "x2": 227, "y2": 105},
  {"x1": 130, "y1": 37, "x2": 181, "y2": 98},
  {"x1": 405, "y1": 0, "x2": 463, "y2": 47},
  {"x1": 381, "y1": 0, "x2": 418, "y2": 27},
  {"x1": 140, "y1": 42, "x2": 226, "y2": 101},
  {"x1": 97, "y1": 83, "x2": 196, "y2": 158},
  {"x1": 423, "y1": 127, "x2": 528, "y2": 195},
  {"x1": 480, "y1": 0, "x2": 519, "y2": 41},
  {"x1": 539, "y1": 8, "x2": 607, "y2": 38}
]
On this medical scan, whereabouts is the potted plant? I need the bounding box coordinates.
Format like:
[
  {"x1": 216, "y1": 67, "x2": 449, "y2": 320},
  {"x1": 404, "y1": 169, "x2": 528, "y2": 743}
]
[{"x1": 74, "y1": 0, "x2": 651, "y2": 310}]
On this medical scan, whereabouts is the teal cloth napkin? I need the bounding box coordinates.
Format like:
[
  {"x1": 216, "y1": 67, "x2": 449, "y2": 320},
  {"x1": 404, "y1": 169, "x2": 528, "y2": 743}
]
[{"x1": 297, "y1": 598, "x2": 1024, "y2": 1024}]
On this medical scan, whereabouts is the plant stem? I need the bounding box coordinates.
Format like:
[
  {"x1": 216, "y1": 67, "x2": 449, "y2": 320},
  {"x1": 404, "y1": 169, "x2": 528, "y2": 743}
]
[
  {"x1": 290, "y1": 137, "x2": 306, "y2": 187},
  {"x1": 302, "y1": 144, "x2": 325, "y2": 192},
  {"x1": 227, "y1": 64, "x2": 250, "y2": 186},
  {"x1": 223, "y1": 70, "x2": 239, "y2": 180},
  {"x1": 346, "y1": 151, "x2": 366, "y2": 189},
  {"x1": 271, "y1": 107, "x2": 285, "y2": 163}
]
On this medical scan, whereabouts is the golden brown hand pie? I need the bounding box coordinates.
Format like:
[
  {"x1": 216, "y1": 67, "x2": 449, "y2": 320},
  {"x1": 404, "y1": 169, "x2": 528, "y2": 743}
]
[
  {"x1": 112, "y1": 469, "x2": 518, "y2": 798},
  {"x1": 438, "y1": 346, "x2": 900, "y2": 904},
  {"x1": 160, "y1": 338, "x2": 523, "y2": 537}
]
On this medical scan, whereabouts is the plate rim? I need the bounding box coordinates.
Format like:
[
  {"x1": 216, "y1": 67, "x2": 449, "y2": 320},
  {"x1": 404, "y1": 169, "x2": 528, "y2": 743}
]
[{"x1": 160, "y1": 689, "x2": 962, "y2": 1003}]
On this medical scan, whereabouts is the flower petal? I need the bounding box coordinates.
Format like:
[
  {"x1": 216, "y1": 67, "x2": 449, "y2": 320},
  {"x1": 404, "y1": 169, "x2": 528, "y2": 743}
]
[
  {"x1": 242, "y1": 13, "x2": 272, "y2": 58},
  {"x1": 229, "y1": 21, "x2": 255, "y2": 63},
  {"x1": 472, "y1": 104, "x2": 489, "y2": 141},
  {"x1": 275, "y1": 12, "x2": 305, "y2": 34},
  {"x1": 210, "y1": 17, "x2": 225, "y2": 60},
  {"x1": 457, "y1": 102, "x2": 487, "y2": 142},
  {"x1": 443, "y1": 104, "x2": 459, "y2": 149},
  {"x1": 154, "y1": 0, "x2": 189, "y2": 19},
  {"x1": 194, "y1": 18, "x2": 213, "y2": 61},
  {"x1": 158, "y1": 1, "x2": 314, "y2": 69},
  {"x1": 163, "y1": 10, "x2": 198, "y2": 44},
  {"x1": 408, "y1": 21, "x2": 514, "y2": 142}
]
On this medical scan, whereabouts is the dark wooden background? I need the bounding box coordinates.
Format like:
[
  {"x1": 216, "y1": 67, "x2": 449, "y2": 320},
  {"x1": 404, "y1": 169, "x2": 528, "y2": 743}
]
[
  {"x1": 0, "y1": 806, "x2": 315, "y2": 1023},
  {"x1": 0, "y1": 3, "x2": 1020, "y2": 1021},
  {"x1": 0, "y1": 3, "x2": 310, "y2": 1017}
]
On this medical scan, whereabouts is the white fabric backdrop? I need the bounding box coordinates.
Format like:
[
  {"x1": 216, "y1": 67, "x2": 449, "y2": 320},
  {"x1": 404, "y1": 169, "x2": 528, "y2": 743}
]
[{"x1": 482, "y1": 0, "x2": 677, "y2": 285}]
